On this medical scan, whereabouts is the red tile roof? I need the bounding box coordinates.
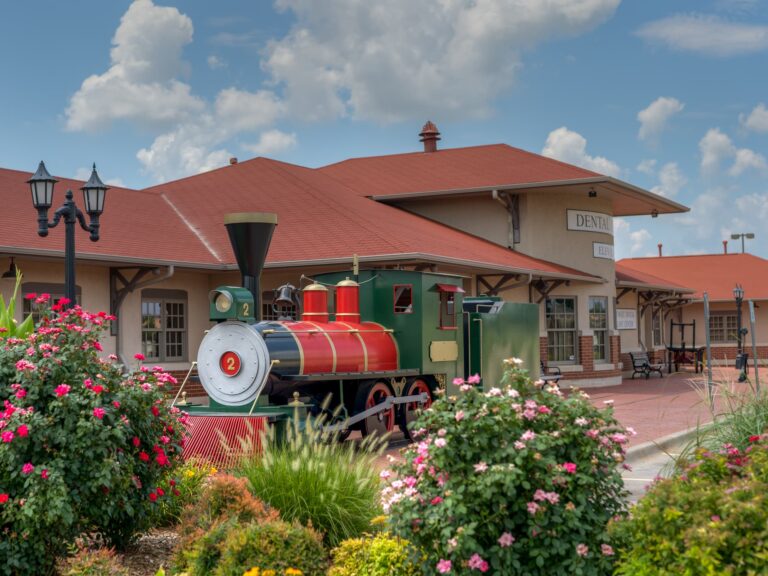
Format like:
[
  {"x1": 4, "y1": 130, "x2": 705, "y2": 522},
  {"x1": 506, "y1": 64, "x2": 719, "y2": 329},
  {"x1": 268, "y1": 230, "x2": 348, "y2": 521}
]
[
  {"x1": 320, "y1": 144, "x2": 599, "y2": 197},
  {"x1": 618, "y1": 253, "x2": 768, "y2": 301},
  {"x1": 0, "y1": 167, "x2": 217, "y2": 266},
  {"x1": 615, "y1": 263, "x2": 692, "y2": 293},
  {"x1": 148, "y1": 157, "x2": 600, "y2": 280}
]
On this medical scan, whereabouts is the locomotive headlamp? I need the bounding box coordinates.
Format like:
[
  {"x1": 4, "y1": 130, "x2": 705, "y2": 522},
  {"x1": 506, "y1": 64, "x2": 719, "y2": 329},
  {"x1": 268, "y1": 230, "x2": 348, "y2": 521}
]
[{"x1": 209, "y1": 286, "x2": 255, "y2": 322}]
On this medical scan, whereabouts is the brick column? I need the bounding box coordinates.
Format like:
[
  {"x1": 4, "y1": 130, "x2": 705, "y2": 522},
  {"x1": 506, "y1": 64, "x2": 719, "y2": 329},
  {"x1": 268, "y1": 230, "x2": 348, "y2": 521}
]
[
  {"x1": 539, "y1": 336, "x2": 548, "y2": 366},
  {"x1": 579, "y1": 335, "x2": 594, "y2": 372},
  {"x1": 610, "y1": 335, "x2": 620, "y2": 366}
]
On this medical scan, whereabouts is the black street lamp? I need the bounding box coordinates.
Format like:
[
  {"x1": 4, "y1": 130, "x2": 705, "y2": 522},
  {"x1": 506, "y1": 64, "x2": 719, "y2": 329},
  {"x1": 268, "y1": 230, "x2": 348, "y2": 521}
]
[
  {"x1": 27, "y1": 161, "x2": 109, "y2": 307},
  {"x1": 733, "y1": 284, "x2": 747, "y2": 381}
]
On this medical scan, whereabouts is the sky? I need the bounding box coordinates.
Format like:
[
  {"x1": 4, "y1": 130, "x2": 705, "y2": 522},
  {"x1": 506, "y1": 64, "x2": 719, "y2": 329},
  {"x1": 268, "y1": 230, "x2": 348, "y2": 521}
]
[{"x1": 1, "y1": 0, "x2": 767, "y2": 260}]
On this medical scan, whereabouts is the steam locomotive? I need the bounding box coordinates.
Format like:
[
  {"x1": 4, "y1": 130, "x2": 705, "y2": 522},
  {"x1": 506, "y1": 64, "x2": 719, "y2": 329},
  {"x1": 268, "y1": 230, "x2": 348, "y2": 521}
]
[{"x1": 184, "y1": 213, "x2": 538, "y2": 451}]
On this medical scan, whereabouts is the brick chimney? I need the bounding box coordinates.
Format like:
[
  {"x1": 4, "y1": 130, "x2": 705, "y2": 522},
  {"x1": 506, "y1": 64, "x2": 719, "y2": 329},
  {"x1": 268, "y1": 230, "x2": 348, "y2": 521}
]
[
  {"x1": 723, "y1": 240, "x2": 728, "y2": 254},
  {"x1": 419, "y1": 121, "x2": 441, "y2": 153},
  {"x1": 658, "y1": 243, "x2": 663, "y2": 257}
]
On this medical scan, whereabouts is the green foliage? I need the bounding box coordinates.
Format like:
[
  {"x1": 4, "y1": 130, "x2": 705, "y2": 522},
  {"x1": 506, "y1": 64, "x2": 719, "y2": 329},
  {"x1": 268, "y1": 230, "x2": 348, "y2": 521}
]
[
  {"x1": 329, "y1": 532, "x2": 423, "y2": 576},
  {"x1": 384, "y1": 362, "x2": 629, "y2": 575},
  {"x1": 61, "y1": 547, "x2": 129, "y2": 576},
  {"x1": 0, "y1": 269, "x2": 34, "y2": 339},
  {"x1": 236, "y1": 412, "x2": 386, "y2": 547},
  {"x1": 151, "y1": 459, "x2": 215, "y2": 527},
  {"x1": 611, "y1": 437, "x2": 768, "y2": 575},
  {"x1": 0, "y1": 304, "x2": 187, "y2": 575},
  {"x1": 175, "y1": 474, "x2": 279, "y2": 572},
  {"x1": 212, "y1": 519, "x2": 328, "y2": 576}
]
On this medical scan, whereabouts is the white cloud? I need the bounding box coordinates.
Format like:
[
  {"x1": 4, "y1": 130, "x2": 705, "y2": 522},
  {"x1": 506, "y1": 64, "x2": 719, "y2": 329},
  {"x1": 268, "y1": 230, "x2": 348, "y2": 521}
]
[
  {"x1": 613, "y1": 217, "x2": 652, "y2": 258},
  {"x1": 637, "y1": 14, "x2": 768, "y2": 57},
  {"x1": 265, "y1": 0, "x2": 621, "y2": 121},
  {"x1": 637, "y1": 159, "x2": 657, "y2": 175},
  {"x1": 214, "y1": 89, "x2": 285, "y2": 132},
  {"x1": 243, "y1": 130, "x2": 297, "y2": 156},
  {"x1": 740, "y1": 103, "x2": 768, "y2": 133},
  {"x1": 637, "y1": 97, "x2": 684, "y2": 141},
  {"x1": 65, "y1": 0, "x2": 204, "y2": 131},
  {"x1": 541, "y1": 127, "x2": 621, "y2": 177},
  {"x1": 699, "y1": 128, "x2": 766, "y2": 176},
  {"x1": 651, "y1": 162, "x2": 687, "y2": 197},
  {"x1": 207, "y1": 55, "x2": 227, "y2": 69}
]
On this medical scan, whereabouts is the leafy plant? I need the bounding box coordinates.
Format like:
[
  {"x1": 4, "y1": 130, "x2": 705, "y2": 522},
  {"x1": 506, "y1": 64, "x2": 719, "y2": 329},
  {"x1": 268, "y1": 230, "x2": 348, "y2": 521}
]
[
  {"x1": 611, "y1": 436, "x2": 768, "y2": 574},
  {"x1": 61, "y1": 547, "x2": 129, "y2": 576},
  {"x1": 0, "y1": 268, "x2": 34, "y2": 339},
  {"x1": 236, "y1": 411, "x2": 386, "y2": 547},
  {"x1": 329, "y1": 532, "x2": 423, "y2": 576},
  {"x1": 383, "y1": 361, "x2": 629, "y2": 575},
  {"x1": 212, "y1": 519, "x2": 328, "y2": 576},
  {"x1": 0, "y1": 303, "x2": 188, "y2": 574},
  {"x1": 151, "y1": 458, "x2": 215, "y2": 527}
]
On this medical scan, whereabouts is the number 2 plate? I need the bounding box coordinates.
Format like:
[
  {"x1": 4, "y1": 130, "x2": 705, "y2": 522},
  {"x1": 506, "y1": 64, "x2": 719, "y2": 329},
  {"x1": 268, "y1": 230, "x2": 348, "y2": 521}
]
[{"x1": 219, "y1": 351, "x2": 242, "y2": 377}]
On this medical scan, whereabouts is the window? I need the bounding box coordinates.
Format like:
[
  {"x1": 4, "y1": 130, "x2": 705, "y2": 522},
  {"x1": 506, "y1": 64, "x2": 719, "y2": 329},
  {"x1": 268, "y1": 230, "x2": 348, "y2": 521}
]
[
  {"x1": 709, "y1": 312, "x2": 738, "y2": 343},
  {"x1": 21, "y1": 283, "x2": 81, "y2": 324},
  {"x1": 546, "y1": 297, "x2": 577, "y2": 363},
  {"x1": 141, "y1": 289, "x2": 187, "y2": 361},
  {"x1": 589, "y1": 296, "x2": 608, "y2": 362},
  {"x1": 393, "y1": 285, "x2": 413, "y2": 314},
  {"x1": 440, "y1": 292, "x2": 457, "y2": 328}
]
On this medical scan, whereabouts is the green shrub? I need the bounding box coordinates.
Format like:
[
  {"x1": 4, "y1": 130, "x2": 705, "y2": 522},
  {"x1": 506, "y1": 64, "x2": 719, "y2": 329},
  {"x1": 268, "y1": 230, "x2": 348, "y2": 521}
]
[
  {"x1": 61, "y1": 547, "x2": 129, "y2": 576},
  {"x1": 329, "y1": 532, "x2": 423, "y2": 576},
  {"x1": 0, "y1": 269, "x2": 34, "y2": 339},
  {"x1": 384, "y1": 362, "x2": 629, "y2": 575},
  {"x1": 152, "y1": 459, "x2": 215, "y2": 527},
  {"x1": 611, "y1": 436, "x2": 768, "y2": 575},
  {"x1": 0, "y1": 303, "x2": 187, "y2": 574},
  {"x1": 212, "y1": 519, "x2": 328, "y2": 576},
  {"x1": 175, "y1": 474, "x2": 279, "y2": 571},
  {"x1": 236, "y1": 413, "x2": 385, "y2": 546}
]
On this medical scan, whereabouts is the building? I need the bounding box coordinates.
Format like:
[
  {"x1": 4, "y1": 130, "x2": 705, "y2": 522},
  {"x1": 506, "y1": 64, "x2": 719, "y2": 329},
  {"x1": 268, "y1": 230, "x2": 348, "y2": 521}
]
[{"x1": 0, "y1": 123, "x2": 693, "y2": 388}]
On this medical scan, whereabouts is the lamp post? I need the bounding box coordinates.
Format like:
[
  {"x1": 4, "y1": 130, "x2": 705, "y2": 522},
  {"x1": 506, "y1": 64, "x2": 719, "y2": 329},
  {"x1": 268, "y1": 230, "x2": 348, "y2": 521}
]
[
  {"x1": 730, "y1": 232, "x2": 755, "y2": 254},
  {"x1": 27, "y1": 161, "x2": 108, "y2": 307},
  {"x1": 733, "y1": 284, "x2": 746, "y2": 381}
]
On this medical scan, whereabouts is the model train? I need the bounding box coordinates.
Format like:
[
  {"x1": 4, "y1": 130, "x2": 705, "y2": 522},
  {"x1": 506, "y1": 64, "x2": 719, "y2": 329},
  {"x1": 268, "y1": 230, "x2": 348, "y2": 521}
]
[{"x1": 185, "y1": 213, "x2": 539, "y2": 448}]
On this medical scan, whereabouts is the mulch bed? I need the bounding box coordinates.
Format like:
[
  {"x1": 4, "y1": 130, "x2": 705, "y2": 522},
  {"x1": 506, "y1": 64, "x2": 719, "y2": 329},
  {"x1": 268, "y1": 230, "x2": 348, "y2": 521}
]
[{"x1": 119, "y1": 529, "x2": 180, "y2": 576}]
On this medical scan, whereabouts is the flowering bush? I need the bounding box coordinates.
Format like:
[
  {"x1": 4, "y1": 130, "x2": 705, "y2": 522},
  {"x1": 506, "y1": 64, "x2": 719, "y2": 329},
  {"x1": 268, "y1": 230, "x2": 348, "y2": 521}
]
[
  {"x1": 328, "y1": 532, "x2": 423, "y2": 576},
  {"x1": 611, "y1": 435, "x2": 768, "y2": 574},
  {"x1": 60, "y1": 546, "x2": 129, "y2": 576},
  {"x1": 382, "y1": 361, "x2": 629, "y2": 575},
  {"x1": 151, "y1": 458, "x2": 216, "y2": 527},
  {"x1": 0, "y1": 301, "x2": 187, "y2": 574}
]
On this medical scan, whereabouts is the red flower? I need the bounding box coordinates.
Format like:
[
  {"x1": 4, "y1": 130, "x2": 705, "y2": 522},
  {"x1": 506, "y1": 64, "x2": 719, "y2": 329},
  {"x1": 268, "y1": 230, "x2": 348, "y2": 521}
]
[
  {"x1": 24, "y1": 293, "x2": 37, "y2": 300},
  {"x1": 148, "y1": 492, "x2": 158, "y2": 503},
  {"x1": 749, "y1": 435, "x2": 761, "y2": 443},
  {"x1": 173, "y1": 488, "x2": 180, "y2": 497},
  {"x1": 134, "y1": 353, "x2": 146, "y2": 361},
  {"x1": 113, "y1": 401, "x2": 121, "y2": 409},
  {"x1": 169, "y1": 479, "x2": 176, "y2": 487},
  {"x1": 92, "y1": 385, "x2": 104, "y2": 394},
  {"x1": 16, "y1": 424, "x2": 28, "y2": 438},
  {"x1": 0, "y1": 493, "x2": 8, "y2": 504},
  {"x1": 151, "y1": 406, "x2": 160, "y2": 417},
  {"x1": 93, "y1": 407, "x2": 106, "y2": 420},
  {"x1": 155, "y1": 452, "x2": 170, "y2": 467},
  {"x1": 138, "y1": 451, "x2": 150, "y2": 462},
  {"x1": 41, "y1": 469, "x2": 49, "y2": 480},
  {"x1": 156, "y1": 487, "x2": 165, "y2": 497},
  {"x1": 132, "y1": 436, "x2": 141, "y2": 447}
]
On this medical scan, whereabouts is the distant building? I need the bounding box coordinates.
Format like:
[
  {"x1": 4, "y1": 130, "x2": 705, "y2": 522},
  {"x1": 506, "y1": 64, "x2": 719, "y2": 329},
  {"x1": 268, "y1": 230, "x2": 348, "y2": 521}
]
[{"x1": 1, "y1": 122, "x2": 713, "y2": 388}]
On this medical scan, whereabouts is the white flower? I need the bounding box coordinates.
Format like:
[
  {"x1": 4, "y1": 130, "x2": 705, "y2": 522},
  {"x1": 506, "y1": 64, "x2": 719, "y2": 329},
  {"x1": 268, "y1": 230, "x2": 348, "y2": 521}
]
[
  {"x1": 503, "y1": 357, "x2": 524, "y2": 366},
  {"x1": 507, "y1": 388, "x2": 520, "y2": 398},
  {"x1": 434, "y1": 438, "x2": 447, "y2": 448},
  {"x1": 485, "y1": 387, "x2": 502, "y2": 397},
  {"x1": 603, "y1": 399, "x2": 614, "y2": 406},
  {"x1": 474, "y1": 461, "x2": 488, "y2": 473}
]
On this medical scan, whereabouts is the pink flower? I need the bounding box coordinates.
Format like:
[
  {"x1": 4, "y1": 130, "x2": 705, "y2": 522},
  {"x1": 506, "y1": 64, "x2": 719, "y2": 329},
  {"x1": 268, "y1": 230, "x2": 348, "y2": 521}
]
[
  {"x1": 380, "y1": 470, "x2": 391, "y2": 480},
  {"x1": 520, "y1": 430, "x2": 536, "y2": 442},
  {"x1": 1, "y1": 431, "x2": 13, "y2": 443},
  {"x1": 431, "y1": 496, "x2": 444, "y2": 505},
  {"x1": 134, "y1": 353, "x2": 146, "y2": 361},
  {"x1": 21, "y1": 463, "x2": 34, "y2": 475},
  {"x1": 437, "y1": 559, "x2": 452, "y2": 573},
  {"x1": 435, "y1": 438, "x2": 447, "y2": 448},
  {"x1": 498, "y1": 532, "x2": 515, "y2": 547},
  {"x1": 527, "y1": 501, "x2": 540, "y2": 514},
  {"x1": 0, "y1": 493, "x2": 8, "y2": 504},
  {"x1": 467, "y1": 373, "x2": 481, "y2": 385},
  {"x1": 601, "y1": 544, "x2": 614, "y2": 556},
  {"x1": 585, "y1": 429, "x2": 599, "y2": 439},
  {"x1": 54, "y1": 384, "x2": 71, "y2": 397},
  {"x1": 452, "y1": 377, "x2": 464, "y2": 386},
  {"x1": 575, "y1": 417, "x2": 589, "y2": 426},
  {"x1": 455, "y1": 410, "x2": 465, "y2": 422},
  {"x1": 41, "y1": 469, "x2": 49, "y2": 480},
  {"x1": 113, "y1": 401, "x2": 121, "y2": 409},
  {"x1": 562, "y1": 462, "x2": 577, "y2": 474},
  {"x1": 15, "y1": 389, "x2": 26, "y2": 399},
  {"x1": 576, "y1": 544, "x2": 589, "y2": 557},
  {"x1": 93, "y1": 407, "x2": 106, "y2": 420},
  {"x1": 468, "y1": 554, "x2": 489, "y2": 572},
  {"x1": 474, "y1": 462, "x2": 488, "y2": 473},
  {"x1": 16, "y1": 425, "x2": 28, "y2": 438},
  {"x1": 514, "y1": 441, "x2": 526, "y2": 450}
]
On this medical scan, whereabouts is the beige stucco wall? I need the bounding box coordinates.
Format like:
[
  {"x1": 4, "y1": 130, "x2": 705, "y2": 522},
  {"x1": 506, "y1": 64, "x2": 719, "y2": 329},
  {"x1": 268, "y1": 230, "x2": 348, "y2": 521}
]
[
  {"x1": 678, "y1": 301, "x2": 768, "y2": 348},
  {"x1": 617, "y1": 290, "x2": 642, "y2": 353}
]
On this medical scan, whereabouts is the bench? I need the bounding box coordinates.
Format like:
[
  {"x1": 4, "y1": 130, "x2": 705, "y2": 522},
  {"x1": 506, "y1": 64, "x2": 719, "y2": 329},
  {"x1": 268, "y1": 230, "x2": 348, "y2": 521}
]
[
  {"x1": 629, "y1": 352, "x2": 663, "y2": 379},
  {"x1": 540, "y1": 361, "x2": 562, "y2": 386}
]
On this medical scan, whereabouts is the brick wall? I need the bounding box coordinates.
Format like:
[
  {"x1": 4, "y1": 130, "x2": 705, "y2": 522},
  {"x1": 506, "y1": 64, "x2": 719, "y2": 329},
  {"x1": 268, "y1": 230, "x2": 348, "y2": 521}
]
[{"x1": 166, "y1": 369, "x2": 206, "y2": 398}]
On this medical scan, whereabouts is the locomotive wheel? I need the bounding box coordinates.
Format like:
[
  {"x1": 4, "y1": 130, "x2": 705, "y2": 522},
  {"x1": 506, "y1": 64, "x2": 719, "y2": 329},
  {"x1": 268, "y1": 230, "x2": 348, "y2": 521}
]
[
  {"x1": 355, "y1": 380, "x2": 395, "y2": 437},
  {"x1": 399, "y1": 378, "x2": 434, "y2": 440}
]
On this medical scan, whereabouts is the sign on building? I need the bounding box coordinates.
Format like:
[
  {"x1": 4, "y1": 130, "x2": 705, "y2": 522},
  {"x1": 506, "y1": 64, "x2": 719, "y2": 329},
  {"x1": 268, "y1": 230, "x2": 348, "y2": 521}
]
[
  {"x1": 616, "y1": 309, "x2": 637, "y2": 330},
  {"x1": 567, "y1": 210, "x2": 613, "y2": 236},
  {"x1": 593, "y1": 242, "x2": 614, "y2": 259}
]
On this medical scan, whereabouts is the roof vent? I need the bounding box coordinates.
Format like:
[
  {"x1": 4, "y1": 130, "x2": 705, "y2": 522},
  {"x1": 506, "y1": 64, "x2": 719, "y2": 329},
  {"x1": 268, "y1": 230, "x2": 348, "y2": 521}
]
[
  {"x1": 419, "y1": 121, "x2": 441, "y2": 153},
  {"x1": 723, "y1": 240, "x2": 728, "y2": 254},
  {"x1": 658, "y1": 243, "x2": 663, "y2": 257},
  {"x1": 229, "y1": 157, "x2": 238, "y2": 165}
]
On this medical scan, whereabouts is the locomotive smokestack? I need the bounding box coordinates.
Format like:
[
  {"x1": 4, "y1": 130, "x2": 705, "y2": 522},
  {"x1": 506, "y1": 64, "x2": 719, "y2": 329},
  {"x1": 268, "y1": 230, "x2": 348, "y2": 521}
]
[{"x1": 224, "y1": 212, "x2": 278, "y2": 321}]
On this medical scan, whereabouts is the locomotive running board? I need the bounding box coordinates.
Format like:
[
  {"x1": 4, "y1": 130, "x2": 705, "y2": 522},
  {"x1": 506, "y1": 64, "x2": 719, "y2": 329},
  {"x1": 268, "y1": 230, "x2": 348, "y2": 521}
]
[
  {"x1": 324, "y1": 392, "x2": 428, "y2": 432},
  {"x1": 281, "y1": 369, "x2": 420, "y2": 382}
]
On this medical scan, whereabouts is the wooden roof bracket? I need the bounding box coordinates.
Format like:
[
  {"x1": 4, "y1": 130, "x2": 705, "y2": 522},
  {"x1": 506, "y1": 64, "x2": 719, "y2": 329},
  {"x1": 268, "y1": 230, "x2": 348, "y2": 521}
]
[
  {"x1": 492, "y1": 190, "x2": 520, "y2": 248},
  {"x1": 533, "y1": 278, "x2": 566, "y2": 303},
  {"x1": 616, "y1": 287, "x2": 634, "y2": 303},
  {"x1": 476, "y1": 273, "x2": 531, "y2": 296}
]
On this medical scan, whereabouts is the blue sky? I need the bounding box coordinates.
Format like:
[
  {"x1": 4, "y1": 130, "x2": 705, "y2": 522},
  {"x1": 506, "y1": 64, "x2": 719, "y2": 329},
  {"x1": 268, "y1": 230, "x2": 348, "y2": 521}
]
[{"x1": 1, "y1": 0, "x2": 767, "y2": 259}]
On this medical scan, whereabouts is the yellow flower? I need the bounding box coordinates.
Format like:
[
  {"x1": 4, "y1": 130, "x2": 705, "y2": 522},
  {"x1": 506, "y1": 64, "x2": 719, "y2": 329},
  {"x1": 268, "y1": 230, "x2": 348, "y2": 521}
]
[
  {"x1": 285, "y1": 570, "x2": 303, "y2": 576},
  {"x1": 262, "y1": 570, "x2": 276, "y2": 576},
  {"x1": 184, "y1": 469, "x2": 195, "y2": 478},
  {"x1": 243, "y1": 568, "x2": 260, "y2": 576},
  {"x1": 209, "y1": 466, "x2": 218, "y2": 475},
  {"x1": 370, "y1": 515, "x2": 387, "y2": 526}
]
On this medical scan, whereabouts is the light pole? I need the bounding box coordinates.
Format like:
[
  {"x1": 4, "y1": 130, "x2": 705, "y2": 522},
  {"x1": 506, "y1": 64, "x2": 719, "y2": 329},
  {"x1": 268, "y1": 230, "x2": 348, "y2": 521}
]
[
  {"x1": 730, "y1": 232, "x2": 755, "y2": 254},
  {"x1": 27, "y1": 161, "x2": 109, "y2": 307},
  {"x1": 733, "y1": 284, "x2": 747, "y2": 382}
]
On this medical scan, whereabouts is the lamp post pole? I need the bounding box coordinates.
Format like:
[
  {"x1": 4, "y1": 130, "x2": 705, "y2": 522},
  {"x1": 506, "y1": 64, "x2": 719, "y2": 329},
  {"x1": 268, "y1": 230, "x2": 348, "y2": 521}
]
[
  {"x1": 730, "y1": 232, "x2": 755, "y2": 254},
  {"x1": 27, "y1": 162, "x2": 108, "y2": 307},
  {"x1": 734, "y1": 284, "x2": 746, "y2": 382}
]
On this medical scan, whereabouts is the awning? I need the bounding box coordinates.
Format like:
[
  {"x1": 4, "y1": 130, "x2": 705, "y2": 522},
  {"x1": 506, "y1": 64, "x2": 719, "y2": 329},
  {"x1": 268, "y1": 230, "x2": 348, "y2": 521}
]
[{"x1": 436, "y1": 283, "x2": 465, "y2": 293}]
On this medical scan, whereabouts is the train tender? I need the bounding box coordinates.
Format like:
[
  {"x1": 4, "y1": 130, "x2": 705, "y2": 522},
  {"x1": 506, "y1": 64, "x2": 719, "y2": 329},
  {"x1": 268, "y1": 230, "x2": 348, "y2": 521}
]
[{"x1": 183, "y1": 213, "x2": 539, "y2": 458}]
